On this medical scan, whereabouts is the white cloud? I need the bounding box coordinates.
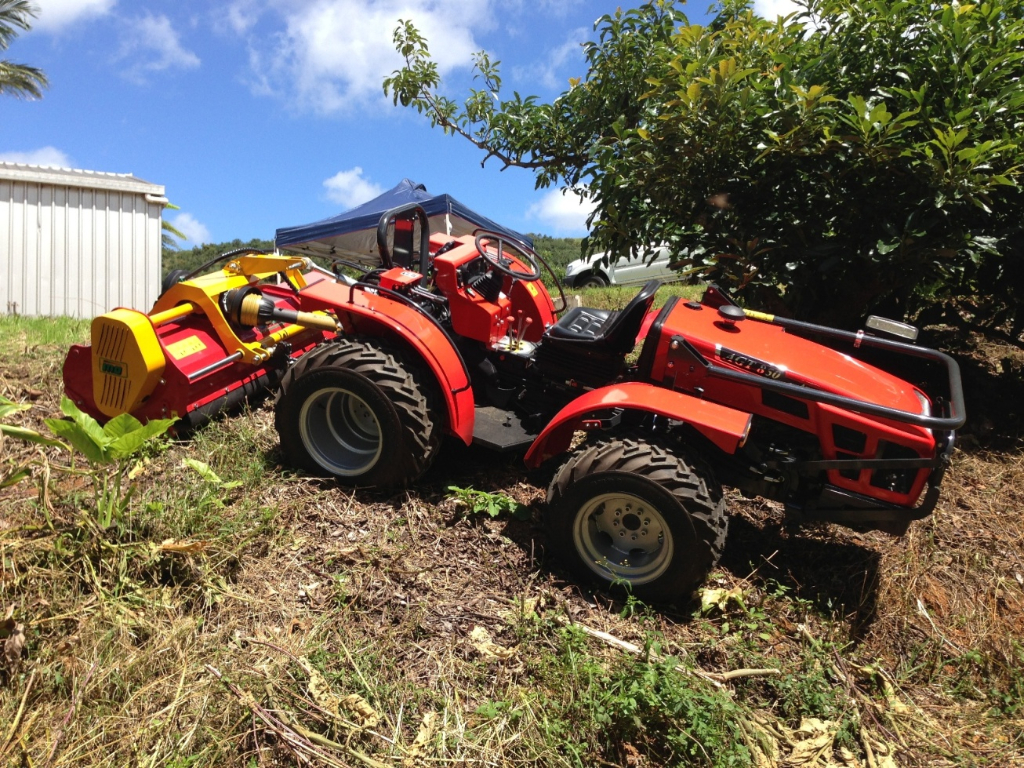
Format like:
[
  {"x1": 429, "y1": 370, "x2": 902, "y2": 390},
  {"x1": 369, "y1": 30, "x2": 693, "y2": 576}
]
[
  {"x1": 116, "y1": 14, "x2": 200, "y2": 83},
  {"x1": 0, "y1": 146, "x2": 74, "y2": 167},
  {"x1": 512, "y1": 28, "x2": 585, "y2": 90},
  {"x1": 169, "y1": 213, "x2": 211, "y2": 245},
  {"x1": 223, "y1": 0, "x2": 263, "y2": 34},
  {"x1": 527, "y1": 187, "x2": 595, "y2": 235},
  {"x1": 33, "y1": 0, "x2": 116, "y2": 32},
  {"x1": 754, "y1": 0, "x2": 805, "y2": 20},
  {"x1": 323, "y1": 167, "x2": 384, "y2": 209},
  {"x1": 240, "y1": 0, "x2": 493, "y2": 113}
]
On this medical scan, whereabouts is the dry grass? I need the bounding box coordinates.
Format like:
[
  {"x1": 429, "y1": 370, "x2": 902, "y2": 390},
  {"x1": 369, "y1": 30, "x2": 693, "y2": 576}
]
[{"x1": 1, "y1": 312, "x2": 1023, "y2": 767}]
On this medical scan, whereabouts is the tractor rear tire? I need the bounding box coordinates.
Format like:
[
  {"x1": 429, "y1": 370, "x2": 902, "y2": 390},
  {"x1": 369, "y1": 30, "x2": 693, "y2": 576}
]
[
  {"x1": 546, "y1": 436, "x2": 727, "y2": 604},
  {"x1": 275, "y1": 338, "x2": 441, "y2": 487}
]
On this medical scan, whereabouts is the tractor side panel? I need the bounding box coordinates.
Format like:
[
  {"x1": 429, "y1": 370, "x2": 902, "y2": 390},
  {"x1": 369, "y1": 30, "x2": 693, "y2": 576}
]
[
  {"x1": 296, "y1": 277, "x2": 475, "y2": 445},
  {"x1": 524, "y1": 382, "x2": 752, "y2": 467}
]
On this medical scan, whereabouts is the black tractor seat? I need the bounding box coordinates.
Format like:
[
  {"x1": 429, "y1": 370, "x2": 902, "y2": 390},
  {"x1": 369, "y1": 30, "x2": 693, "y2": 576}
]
[
  {"x1": 545, "y1": 307, "x2": 613, "y2": 340},
  {"x1": 534, "y1": 280, "x2": 661, "y2": 386},
  {"x1": 543, "y1": 280, "x2": 660, "y2": 355}
]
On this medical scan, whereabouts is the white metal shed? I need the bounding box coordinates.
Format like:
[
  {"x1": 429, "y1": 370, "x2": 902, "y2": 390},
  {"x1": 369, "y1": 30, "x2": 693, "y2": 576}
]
[{"x1": 0, "y1": 162, "x2": 167, "y2": 319}]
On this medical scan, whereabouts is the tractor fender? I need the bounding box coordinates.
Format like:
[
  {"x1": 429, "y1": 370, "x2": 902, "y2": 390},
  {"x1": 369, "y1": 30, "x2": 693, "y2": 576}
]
[
  {"x1": 296, "y1": 276, "x2": 475, "y2": 445},
  {"x1": 524, "y1": 382, "x2": 752, "y2": 467}
]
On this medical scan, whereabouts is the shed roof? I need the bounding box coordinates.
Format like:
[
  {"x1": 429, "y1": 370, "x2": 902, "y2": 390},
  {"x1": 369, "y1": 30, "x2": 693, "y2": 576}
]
[{"x1": 0, "y1": 161, "x2": 166, "y2": 198}]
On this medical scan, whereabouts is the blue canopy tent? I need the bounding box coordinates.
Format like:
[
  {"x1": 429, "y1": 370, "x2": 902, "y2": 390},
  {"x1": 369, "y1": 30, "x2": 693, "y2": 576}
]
[{"x1": 275, "y1": 179, "x2": 533, "y2": 265}]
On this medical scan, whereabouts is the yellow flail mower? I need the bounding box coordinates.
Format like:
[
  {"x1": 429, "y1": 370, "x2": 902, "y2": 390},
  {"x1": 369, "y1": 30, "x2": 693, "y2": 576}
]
[{"x1": 63, "y1": 248, "x2": 339, "y2": 431}]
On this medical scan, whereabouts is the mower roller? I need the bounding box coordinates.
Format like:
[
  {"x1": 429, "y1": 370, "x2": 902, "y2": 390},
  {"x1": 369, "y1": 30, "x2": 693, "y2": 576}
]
[{"x1": 64, "y1": 204, "x2": 966, "y2": 603}]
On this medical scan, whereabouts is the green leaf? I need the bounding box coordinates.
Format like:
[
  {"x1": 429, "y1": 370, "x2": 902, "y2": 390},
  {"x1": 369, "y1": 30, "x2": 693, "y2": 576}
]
[
  {"x1": 107, "y1": 418, "x2": 174, "y2": 460},
  {"x1": 59, "y1": 396, "x2": 110, "y2": 451},
  {"x1": 1, "y1": 467, "x2": 31, "y2": 489},
  {"x1": 184, "y1": 458, "x2": 223, "y2": 485},
  {"x1": 0, "y1": 424, "x2": 68, "y2": 450},
  {"x1": 45, "y1": 417, "x2": 108, "y2": 465},
  {"x1": 103, "y1": 412, "x2": 145, "y2": 441},
  {"x1": 0, "y1": 396, "x2": 31, "y2": 420}
]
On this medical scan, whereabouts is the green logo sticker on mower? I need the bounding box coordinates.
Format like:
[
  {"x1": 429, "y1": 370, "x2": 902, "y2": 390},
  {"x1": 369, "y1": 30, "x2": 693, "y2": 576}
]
[{"x1": 100, "y1": 359, "x2": 127, "y2": 378}]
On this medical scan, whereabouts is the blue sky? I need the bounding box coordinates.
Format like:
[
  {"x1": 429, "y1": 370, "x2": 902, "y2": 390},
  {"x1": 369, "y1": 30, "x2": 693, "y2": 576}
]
[{"x1": 3, "y1": 0, "x2": 793, "y2": 246}]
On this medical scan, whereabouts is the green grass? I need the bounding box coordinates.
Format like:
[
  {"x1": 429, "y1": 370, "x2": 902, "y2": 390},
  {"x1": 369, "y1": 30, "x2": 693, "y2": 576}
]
[
  {"x1": 0, "y1": 314, "x2": 89, "y2": 352},
  {"x1": 572, "y1": 282, "x2": 703, "y2": 311}
]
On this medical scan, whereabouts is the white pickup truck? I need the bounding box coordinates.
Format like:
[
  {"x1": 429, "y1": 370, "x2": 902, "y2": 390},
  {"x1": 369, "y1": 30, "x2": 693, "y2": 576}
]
[{"x1": 563, "y1": 246, "x2": 675, "y2": 288}]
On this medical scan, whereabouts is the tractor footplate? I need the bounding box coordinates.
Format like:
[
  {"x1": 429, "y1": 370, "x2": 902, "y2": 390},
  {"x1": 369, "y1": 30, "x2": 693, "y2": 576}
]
[{"x1": 472, "y1": 406, "x2": 538, "y2": 452}]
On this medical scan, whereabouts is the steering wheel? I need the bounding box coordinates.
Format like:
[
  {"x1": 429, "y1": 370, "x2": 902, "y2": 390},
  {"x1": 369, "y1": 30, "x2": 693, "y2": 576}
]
[{"x1": 474, "y1": 231, "x2": 543, "y2": 282}]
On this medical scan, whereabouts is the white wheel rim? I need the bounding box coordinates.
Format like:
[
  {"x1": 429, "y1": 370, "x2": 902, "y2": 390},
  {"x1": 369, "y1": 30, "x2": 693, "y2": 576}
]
[
  {"x1": 299, "y1": 386, "x2": 383, "y2": 477},
  {"x1": 572, "y1": 491, "x2": 674, "y2": 586}
]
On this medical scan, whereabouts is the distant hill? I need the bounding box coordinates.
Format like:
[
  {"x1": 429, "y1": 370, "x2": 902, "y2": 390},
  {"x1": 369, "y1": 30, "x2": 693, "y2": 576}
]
[
  {"x1": 163, "y1": 234, "x2": 583, "y2": 280},
  {"x1": 528, "y1": 234, "x2": 584, "y2": 281}
]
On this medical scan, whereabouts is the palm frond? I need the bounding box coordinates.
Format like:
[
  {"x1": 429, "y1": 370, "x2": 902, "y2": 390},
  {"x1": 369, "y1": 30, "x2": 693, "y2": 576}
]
[
  {"x1": 0, "y1": 60, "x2": 46, "y2": 99},
  {"x1": 0, "y1": 0, "x2": 39, "y2": 52}
]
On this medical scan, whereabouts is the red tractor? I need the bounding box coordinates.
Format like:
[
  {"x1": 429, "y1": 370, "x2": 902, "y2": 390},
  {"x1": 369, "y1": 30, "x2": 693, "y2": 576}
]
[{"x1": 64, "y1": 205, "x2": 965, "y2": 602}]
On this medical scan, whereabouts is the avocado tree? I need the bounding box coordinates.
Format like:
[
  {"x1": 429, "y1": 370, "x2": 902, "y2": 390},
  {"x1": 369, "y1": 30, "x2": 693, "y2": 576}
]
[{"x1": 385, "y1": 0, "x2": 1024, "y2": 336}]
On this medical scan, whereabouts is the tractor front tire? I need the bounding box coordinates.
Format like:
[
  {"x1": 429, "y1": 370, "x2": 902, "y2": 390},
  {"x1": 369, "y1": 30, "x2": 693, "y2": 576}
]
[
  {"x1": 546, "y1": 436, "x2": 727, "y2": 604},
  {"x1": 576, "y1": 272, "x2": 608, "y2": 288},
  {"x1": 275, "y1": 338, "x2": 441, "y2": 487}
]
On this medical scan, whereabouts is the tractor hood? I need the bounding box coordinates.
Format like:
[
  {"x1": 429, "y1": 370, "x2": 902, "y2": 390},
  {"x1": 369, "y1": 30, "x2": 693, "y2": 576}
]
[{"x1": 662, "y1": 302, "x2": 926, "y2": 415}]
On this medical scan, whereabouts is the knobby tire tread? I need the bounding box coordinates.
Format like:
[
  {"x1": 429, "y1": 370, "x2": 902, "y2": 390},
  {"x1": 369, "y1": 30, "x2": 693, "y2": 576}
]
[
  {"x1": 276, "y1": 337, "x2": 441, "y2": 483},
  {"x1": 547, "y1": 435, "x2": 728, "y2": 600}
]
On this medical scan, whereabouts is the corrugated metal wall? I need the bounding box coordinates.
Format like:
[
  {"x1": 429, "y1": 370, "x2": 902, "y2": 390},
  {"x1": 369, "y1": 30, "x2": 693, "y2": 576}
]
[{"x1": 0, "y1": 179, "x2": 162, "y2": 318}]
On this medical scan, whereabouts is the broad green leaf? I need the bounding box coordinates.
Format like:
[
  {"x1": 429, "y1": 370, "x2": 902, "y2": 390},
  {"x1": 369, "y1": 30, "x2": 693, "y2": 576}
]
[
  {"x1": 107, "y1": 417, "x2": 174, "y2": 460},
  {"x1": 103, "y1": 412, "x2": 145, "y2": 441},
  {"x1": 59, "y1": 396, "x2": 110, "y2": 451},
  {"x1": 45, "y1": 418, "x2": 108, "y2": 465}
]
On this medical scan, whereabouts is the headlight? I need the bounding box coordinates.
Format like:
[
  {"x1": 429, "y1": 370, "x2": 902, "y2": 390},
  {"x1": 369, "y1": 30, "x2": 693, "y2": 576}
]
[
  {"x1": 914, "y1": 389, "x2": 931, "y2": 417},
  {"x1": 564, "y1": 261, "x2": 583, "y2": 277}
]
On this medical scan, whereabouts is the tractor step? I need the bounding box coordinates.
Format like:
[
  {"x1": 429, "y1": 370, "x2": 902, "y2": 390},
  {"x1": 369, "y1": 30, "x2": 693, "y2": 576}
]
[{"x1": 472, "y1": 406, "x2": 538, "y2": 452}]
